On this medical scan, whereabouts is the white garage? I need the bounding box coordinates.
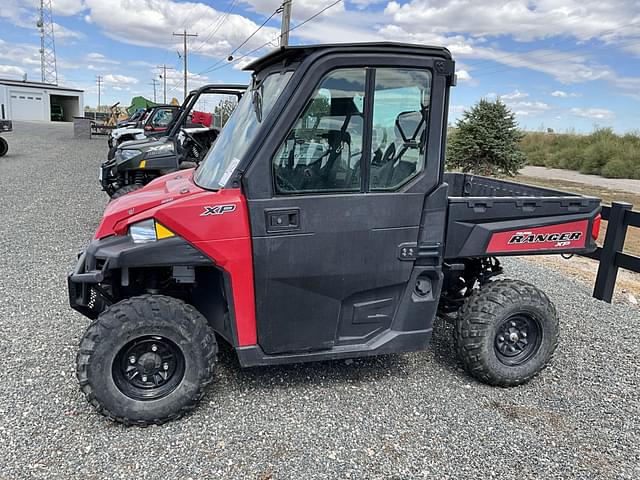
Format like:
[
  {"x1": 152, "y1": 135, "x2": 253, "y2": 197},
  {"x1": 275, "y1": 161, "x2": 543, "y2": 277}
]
[{"x1": 0, "y1": 78, "x2": 84, "y2": 122}]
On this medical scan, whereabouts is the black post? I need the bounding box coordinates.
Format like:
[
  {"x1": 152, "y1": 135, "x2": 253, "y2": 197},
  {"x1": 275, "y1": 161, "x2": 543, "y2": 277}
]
[{"x1": 593, "y1": 201, "x2": 633, "y2": 302}]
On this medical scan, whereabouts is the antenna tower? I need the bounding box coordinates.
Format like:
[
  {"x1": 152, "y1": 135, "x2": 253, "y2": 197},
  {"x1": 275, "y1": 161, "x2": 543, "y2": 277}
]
[{"x1": 37, "y1": 0, "x2": 58, "y2": 85}]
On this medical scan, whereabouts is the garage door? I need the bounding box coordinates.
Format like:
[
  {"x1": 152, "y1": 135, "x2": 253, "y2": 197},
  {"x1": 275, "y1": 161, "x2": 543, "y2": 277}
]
[{"x1": 10, "y1": 90, "x2": 45, "y2": 121}]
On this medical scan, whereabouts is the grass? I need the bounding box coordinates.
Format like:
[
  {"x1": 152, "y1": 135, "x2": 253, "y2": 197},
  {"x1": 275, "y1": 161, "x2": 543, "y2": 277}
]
[{"x1": 520, "y1": 128, "x2": 640, "y2": 179}]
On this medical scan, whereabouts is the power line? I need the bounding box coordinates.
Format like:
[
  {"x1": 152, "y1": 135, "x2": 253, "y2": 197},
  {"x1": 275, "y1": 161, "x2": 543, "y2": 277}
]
[
  {"x1": 190, "y1": 0, "x2": 239, "y2": 56},
  {"x1": 199, "y1": 0, "x2": 343, "y2": 76},
  {"x1": 195, "y1": 4, "x2": 282, "y2": 76},
  {"x1": 228, "y1": 5, "x2": 281, "y2": 59}
]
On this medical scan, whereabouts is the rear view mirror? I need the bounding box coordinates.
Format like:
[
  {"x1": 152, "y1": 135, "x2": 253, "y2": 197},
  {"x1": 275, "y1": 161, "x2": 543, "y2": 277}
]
[{"x1": 395, "y1": 111, "x2": 424, "y2": 142}]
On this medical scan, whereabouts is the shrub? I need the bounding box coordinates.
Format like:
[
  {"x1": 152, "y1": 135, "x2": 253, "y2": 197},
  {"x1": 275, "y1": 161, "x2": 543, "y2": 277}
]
[
  {"x1": 518, "y1": 127, "x2": 640, "y2": 179},
  {"x1": 447, "y1": 99, "x2": 526, "y2": 176}
]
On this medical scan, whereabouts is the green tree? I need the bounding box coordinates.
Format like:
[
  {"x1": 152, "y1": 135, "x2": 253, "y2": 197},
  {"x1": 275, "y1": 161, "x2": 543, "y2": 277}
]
[{"x1": 447, "y1": 98, "x2": 526, "y2": 176}]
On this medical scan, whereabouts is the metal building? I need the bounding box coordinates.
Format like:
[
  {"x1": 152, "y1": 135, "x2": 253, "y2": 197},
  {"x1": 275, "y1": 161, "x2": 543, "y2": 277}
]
[{"x1": 0, "y1": 78, "x2": 84, "y2": 122}]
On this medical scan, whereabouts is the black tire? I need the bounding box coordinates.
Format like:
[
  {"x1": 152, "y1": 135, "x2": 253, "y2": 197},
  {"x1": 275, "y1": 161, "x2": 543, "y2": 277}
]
[
  {"x1": 0, "y1": 137, "x2": 7, "y2": 157},
  {"x1": 109, "y1": 183, "x2": 143, "y2": 200},
  {"x1": 76, "y1": 295, "x2": 217, "y2": 426},
  {"x1": 455, "y1": 279, "x2": 558, "y2": 386}
]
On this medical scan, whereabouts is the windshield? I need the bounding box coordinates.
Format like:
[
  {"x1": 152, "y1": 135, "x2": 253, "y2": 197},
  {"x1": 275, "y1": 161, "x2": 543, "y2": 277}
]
[{"x1": 194, "y1": 71, "x2": 293, "y2": 189}]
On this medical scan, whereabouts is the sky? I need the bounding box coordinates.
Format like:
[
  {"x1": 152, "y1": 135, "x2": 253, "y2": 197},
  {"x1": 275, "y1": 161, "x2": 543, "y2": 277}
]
[{"x1": 0, "y1": 0, "x2": 639, "y2": 133}]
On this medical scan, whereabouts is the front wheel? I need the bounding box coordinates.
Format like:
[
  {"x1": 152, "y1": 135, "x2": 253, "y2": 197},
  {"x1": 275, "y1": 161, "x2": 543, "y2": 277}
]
[
  {"x1": 455, "y1": 279, "x2": 558, "y2": 386},
  {"x1": 76, "y1": 295, "x2": 218, "y2": 426},
  {"x1": 0, "y1": 137, "x2": 7, "y2": 157},
  {"x1": 109, "y1": 183, "x2": 143, "y2": 201}
]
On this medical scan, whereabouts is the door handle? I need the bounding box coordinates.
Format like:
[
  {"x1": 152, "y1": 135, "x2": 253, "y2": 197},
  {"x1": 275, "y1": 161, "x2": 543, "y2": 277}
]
[{"x1": 265, "y1": 208, "x2": 300, "y2": 233}]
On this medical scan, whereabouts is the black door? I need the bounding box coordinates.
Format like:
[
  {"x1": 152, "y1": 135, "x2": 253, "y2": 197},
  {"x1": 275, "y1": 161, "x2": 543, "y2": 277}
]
[{"x1": 248, "y1": 66, "x2": 437, "y2": 354}]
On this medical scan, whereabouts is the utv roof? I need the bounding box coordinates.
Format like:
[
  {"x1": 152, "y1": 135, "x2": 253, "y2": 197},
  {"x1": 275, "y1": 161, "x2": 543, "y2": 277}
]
[
  {"x1": 187, "y1": 84, "x2": 248, "y2": 96},
  {"x1": 244, "y1": 42, "x2": 453, "y2": 71}
]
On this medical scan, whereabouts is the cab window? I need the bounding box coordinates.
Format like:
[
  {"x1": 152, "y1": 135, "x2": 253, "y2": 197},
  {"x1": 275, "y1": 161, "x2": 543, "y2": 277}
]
[
  {"x1": 151, "y1": 108, "x2": 173, "y2": 128},
  {"x1": 369, "y1": 69, "x2": 431, "y2": 191},
  {"x1": 273, "y1": 68, "x2": 365, "y2": 194}
]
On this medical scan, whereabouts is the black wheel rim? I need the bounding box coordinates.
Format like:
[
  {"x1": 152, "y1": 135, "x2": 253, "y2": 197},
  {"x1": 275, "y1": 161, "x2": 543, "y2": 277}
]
[
  {"x1": 112, "y1": 335, "x2": 185, "y2": 401},
  {"x1": 494, "y1": 314, "x2": 543, "y2": 366}
]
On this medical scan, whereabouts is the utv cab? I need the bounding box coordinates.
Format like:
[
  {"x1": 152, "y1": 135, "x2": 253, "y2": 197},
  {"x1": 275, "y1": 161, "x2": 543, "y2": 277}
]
[
  {"x1": 69, "y1": 43, "x2": 601, "y2": 426},
  {"x1": 107, "y1": 105, "x2": 179, "y2": 159},
  {"x1": 100, "y1": 84, "x2": 245, "y2": 198}
]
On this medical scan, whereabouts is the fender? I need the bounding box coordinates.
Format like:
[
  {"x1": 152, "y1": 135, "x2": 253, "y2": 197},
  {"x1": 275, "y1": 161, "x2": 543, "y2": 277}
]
[{"x1": 77, "y1": 174, "x2": 258, "y2": 347}]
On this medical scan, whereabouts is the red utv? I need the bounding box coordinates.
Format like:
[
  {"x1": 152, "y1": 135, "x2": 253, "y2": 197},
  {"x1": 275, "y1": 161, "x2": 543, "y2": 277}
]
[{"x1": 69, "y1": 43, "x2": 601, "y2": 425}]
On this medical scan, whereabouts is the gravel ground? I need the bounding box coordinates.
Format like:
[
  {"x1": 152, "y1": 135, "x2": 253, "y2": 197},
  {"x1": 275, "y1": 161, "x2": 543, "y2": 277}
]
[
  {"x1": 0, "y1": 122, "x2": 638, "y2": 479},
  {"x1": 521, "y1": 166, "x2": 640, "y2": 194}
]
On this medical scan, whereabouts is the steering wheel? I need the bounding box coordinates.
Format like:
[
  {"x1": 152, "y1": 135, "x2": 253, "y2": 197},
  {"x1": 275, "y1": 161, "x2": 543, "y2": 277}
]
[
  {"x1": 181, "y1": 128, "x2": 206, "y2": 157},
  {"x1": 275, "y1": 170, "x2": 298, "y2": 192}
]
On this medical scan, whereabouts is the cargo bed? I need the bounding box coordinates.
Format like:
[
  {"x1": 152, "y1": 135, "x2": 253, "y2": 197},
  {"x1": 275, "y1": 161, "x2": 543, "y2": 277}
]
[{"x1": 443, "y1": 173, "x2": 601, "y2": 259}]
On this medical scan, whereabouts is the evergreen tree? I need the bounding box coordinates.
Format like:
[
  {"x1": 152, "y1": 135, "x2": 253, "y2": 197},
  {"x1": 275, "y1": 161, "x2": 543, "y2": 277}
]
[{"x1": 447, "y1": 99, "x2": 526, "y2": 176}]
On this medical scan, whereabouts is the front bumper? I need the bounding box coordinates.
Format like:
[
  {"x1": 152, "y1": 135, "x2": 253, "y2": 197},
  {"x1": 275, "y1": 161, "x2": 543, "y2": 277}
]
[
  {"x1": 100, "y1": 162, "x2": 117, "y2": 191},
  {"x1": 68, "y1": 235, "x2": 213, "y2": 320}
]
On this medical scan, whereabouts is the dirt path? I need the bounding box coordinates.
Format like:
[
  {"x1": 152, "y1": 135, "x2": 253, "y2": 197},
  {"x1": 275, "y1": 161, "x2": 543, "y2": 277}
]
[{"x1": 521, "y1": 166, "x2": 640, "y2": 195}]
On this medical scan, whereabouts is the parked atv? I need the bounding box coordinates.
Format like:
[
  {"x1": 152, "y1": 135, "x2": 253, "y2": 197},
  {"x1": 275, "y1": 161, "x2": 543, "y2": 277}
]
[
  {"x1": 107, "y1": 105, "x2": 179, "y2": 160},
  {"x1": 0, "y1": 119, "x2": 11, "y2": 157},
  {"x1": 69, "y1": 43, "x2": 602, "y2": 426},
  {"x1": 100, "y1": 84, "x2": 245, "y2": 199}
]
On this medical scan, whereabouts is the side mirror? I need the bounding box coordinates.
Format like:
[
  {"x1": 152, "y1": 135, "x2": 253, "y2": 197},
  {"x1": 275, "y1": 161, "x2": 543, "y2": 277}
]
[{"x1": 395, "y1": 110, "x2": 424, "y2": 142}]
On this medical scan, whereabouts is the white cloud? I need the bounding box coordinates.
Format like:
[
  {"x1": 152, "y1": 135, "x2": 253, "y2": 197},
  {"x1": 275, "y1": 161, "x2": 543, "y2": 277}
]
[
  {"x1": 85, "y1": 52, "x2": 119, "y2": 64},
  {"x1": 509, "y1": 100, "x2": 551, "y2": 117},
  {"x1": 50, "y1": 0, "x2": 86, "y2": 16},
  {"x1": 103, "y1": 74, "x2": 139, "y2": 85},
  {"x1": 501, "y1": 89, "x2": 529, "y2": 100},
  {"x1": 570, "y1": 107, "x2": 614, "y2": 119},
  {"x1": 0, "y1": 64, "x2": 26, "y2": 78},
  {"x1": 384, "y1": 0, "x2": 640, "y2": 43},
  {"x1": 242, "y1": 0, "x2": 345, "y2": 21},
  {"x1": 53, "y1": 22, "x2": 83, "y2": 41},
  {"x1": 83, "y1": 0, "x2": 280, "y2": 60},
  {"x1": 486, "y1": 90, "x2": 551, "y2": 117},
  {"x1": 551, "y1": 90, "x2": 581, "y2": 97},
  {"x1": 456, "y1": 69, "x2": 472, "y2": 82}
]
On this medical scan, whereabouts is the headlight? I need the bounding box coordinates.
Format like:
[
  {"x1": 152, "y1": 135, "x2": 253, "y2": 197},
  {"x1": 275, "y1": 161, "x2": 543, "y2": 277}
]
[
  {"x1": 145, "y1": 143, "x2": 174, "y2": 157},
  {"x1": 129, "y1": 219, "x2": 175, "y2": 244},
  {"x1": 118, "y1": 149, "x2": 142, "y2": 161}
]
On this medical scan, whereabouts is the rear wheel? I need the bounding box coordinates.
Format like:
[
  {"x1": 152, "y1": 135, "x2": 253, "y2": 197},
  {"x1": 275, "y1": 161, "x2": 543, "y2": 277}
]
[
  {"x1": 455, "y1": 279, "x2": 558, "y2": 386},
  {"x1": 0, "y1": 137, "x2": 7, "y2": 157},
  {"x1": 109, "y1": 183, "x2": 142, "y2": 200},
  {"x1": 76, "y1": 295, "x2": 217, "y2": 426}
]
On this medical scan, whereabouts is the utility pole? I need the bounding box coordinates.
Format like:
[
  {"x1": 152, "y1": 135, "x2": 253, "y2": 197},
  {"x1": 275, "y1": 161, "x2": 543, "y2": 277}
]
[
  {"x1": 95, "y1": 75, "x2": 102, "y2": 120},
  {"x1": 150, "y1": 78, "x2": 158, "y2": 103},
  {"x1": 157, "y1": 64, "x2": 174, "y2": 104},
  {"x1": 173, "y1": 29, "x2": 198, "y2": 100},
  {"x1": 280, "y1": 0, "x2": 292, "y2": 47}
]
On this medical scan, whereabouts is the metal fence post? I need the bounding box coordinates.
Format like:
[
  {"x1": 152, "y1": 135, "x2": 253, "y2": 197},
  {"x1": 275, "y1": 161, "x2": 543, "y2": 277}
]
[{"x1": 593, "y1": 201, "x2": 633, "y2": 302}]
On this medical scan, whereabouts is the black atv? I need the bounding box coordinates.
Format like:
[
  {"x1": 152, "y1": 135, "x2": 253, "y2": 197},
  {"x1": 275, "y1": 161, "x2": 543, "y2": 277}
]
[
  {"x1": 100, "y1": 84, "x2": 245, "y2": 199},
  {"x1": 0, "y1": 119, "x2": 12, "y2": 157},
  {"x1": 107, "y1": 105, "x2": 179, "y2": 160}
]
